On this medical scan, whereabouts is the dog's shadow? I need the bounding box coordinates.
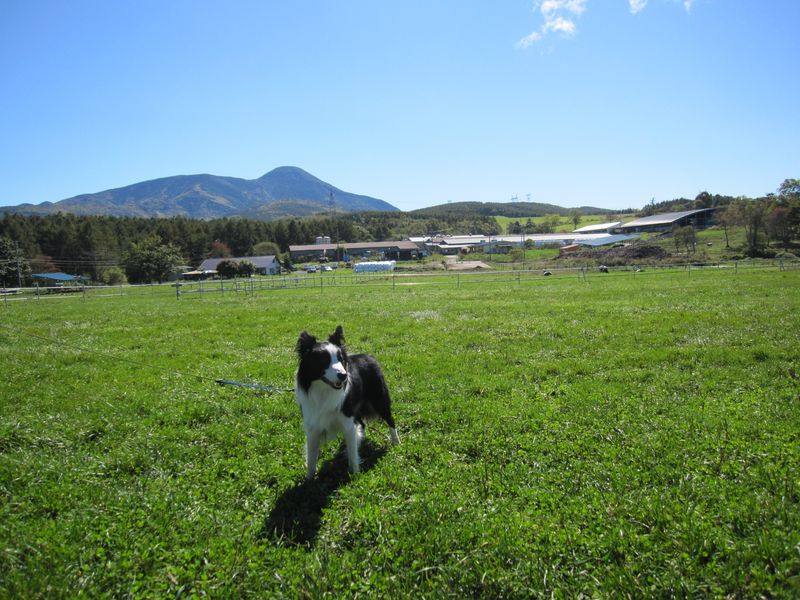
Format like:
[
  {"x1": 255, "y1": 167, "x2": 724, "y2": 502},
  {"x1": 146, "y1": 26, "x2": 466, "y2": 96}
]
[{"x1": 262, "y1": 439, "x2": 387, "y2": 547}]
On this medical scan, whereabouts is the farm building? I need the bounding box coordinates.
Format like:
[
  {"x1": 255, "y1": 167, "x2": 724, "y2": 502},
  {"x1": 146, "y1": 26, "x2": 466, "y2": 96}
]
[
  {"x1": 412, "y1": 233, "x2": 638, "y2": 255},
  {"x1": 289, "y1": 241, "x2": 419, "y2": 262},
  {"x1": 32, "y1": 272, "x2": 87, "y2": 283},
  {"x1": 574, "y1": 234, "x2": 639, "y2": 247},
  {"x1": 572, "y1": 221, "x2": 623, "y2": 234},
  {"x1": 353, "y1": 261, "x2": 396, "y2": 273},
  {"x1": 618, "y1": 209, "x2": 716, "y2": 233},
  {"x1": 194, "y1": 255, "x2": 280, "y2": 276}
]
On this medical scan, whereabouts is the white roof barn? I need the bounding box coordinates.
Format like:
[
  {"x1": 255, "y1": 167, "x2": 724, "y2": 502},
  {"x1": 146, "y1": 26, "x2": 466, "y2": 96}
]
[
  {"x1": 619, "y1": 209, "x2": 716, "y2": 233},
  {"x1": 573, "y1": 221, "x2": 622, "y2": 234}
]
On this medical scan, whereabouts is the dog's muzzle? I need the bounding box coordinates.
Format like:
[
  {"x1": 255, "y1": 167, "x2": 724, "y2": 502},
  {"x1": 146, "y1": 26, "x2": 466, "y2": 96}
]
[{"x1": 322, "y1": 376, "x2": 346, "y2": 390}]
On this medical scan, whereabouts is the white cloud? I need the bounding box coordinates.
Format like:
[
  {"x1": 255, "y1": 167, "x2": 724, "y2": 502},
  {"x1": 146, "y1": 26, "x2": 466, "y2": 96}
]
[
  {"x1": 517, "y1": 0, "x2": 586, "y2": 46},
  {"x1": 629, "y1": 0, "x2": 648, "y2": 14},
  {"x1": 516, "y1": 31, "x2": 542, "y2": 49},
  {"x1": 545, "y1": 16, "x2": 577, "y2": 35},
  {"x1": 518, "y1": 0, "x2": 697, "y2": 47}
]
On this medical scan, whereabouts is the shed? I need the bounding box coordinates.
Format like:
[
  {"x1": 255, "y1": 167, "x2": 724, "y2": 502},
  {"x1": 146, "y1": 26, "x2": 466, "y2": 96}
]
[{"x1": 32, "y1": 272, "x2": 87, "y2": 283}]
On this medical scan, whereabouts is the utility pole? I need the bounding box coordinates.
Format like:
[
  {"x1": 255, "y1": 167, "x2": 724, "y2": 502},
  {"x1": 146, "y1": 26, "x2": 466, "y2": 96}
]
[
  {"x1": 330, "y1": 189, "x2": 341, "y2": 262},
  {"x1": 15, "y1": 242, "x2": 22, "y2": 287}
]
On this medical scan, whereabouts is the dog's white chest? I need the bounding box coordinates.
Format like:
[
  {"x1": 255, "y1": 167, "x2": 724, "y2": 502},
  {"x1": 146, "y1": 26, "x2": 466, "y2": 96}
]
[{"x1": 296, "y1": 381, "x2": 349, "y2": 439}]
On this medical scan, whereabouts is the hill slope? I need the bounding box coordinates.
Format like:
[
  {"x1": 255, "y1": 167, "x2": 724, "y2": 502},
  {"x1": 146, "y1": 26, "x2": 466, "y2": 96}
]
[
  {"x1": 2, "y1": 167, "x2": 398, "y2": 219},
  {"x1": 412, "y1": 201, "x2": 617, "y2": 218}
]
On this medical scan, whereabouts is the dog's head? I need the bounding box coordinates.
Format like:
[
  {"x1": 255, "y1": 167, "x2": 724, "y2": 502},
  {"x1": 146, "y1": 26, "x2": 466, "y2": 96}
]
[{"x1": 296, "y1": 325, "x2": 349, "y2": 392}]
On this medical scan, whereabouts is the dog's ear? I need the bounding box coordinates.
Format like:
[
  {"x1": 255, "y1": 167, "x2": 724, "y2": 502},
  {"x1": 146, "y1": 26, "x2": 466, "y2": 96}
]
[
  {"x1": 296, "y1": 331, "x2": 317, "y2": 357},
  {"x1": 328, "y1": 325, "x2": 345, "y2": 347}
]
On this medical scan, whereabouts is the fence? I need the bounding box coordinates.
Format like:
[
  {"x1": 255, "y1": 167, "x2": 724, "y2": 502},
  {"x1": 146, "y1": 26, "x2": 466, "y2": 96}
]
[{"x1": 2, "y1": 259, "x2": 798, "y2": 305}]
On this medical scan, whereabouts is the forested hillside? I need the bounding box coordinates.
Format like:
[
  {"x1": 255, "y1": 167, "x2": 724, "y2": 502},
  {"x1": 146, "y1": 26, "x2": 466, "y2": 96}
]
[{"x1": 0, "y1": 211, "x2": 499, "y2": 280}]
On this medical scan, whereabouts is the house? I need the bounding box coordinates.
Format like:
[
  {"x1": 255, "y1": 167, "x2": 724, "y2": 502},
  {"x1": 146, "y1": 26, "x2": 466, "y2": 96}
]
[{"x1": 195, "y1": 255, "x2": 280, "y2": 276}]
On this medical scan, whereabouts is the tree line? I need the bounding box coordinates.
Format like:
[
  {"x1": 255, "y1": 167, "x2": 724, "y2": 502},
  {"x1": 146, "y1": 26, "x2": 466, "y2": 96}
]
[{"x1": 0, "y1": 211, "x2": 499, "y2": 284}]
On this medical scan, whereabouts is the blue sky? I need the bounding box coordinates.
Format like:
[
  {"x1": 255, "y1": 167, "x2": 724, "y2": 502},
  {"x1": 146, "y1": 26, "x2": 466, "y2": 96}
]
[{"x1": 1, "y1": 0, "x2": 798, "y2": 211}]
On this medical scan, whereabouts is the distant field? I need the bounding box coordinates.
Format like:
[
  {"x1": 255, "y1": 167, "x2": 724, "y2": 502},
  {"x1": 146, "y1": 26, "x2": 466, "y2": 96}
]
[{"x1": 1, "y1": 268, "x2": 799, "y2": 597}]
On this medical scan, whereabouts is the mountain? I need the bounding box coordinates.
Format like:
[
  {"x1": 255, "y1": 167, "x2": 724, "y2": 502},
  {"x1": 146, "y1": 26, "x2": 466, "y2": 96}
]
[
  {"x1": 1, "y1": 167, "x2": 398, "y2": 219},
  {"x1": 411, "y1": 201, "x2": 617, "y2": 218}
]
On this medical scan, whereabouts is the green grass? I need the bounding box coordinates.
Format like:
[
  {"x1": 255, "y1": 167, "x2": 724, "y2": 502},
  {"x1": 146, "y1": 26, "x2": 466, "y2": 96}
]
[
  {"x1": 495, "y1": 214, "x2": 627, "y2": 233},
  {"x1": 2, "y1": 269, "x2": 799, "y2": 597}
]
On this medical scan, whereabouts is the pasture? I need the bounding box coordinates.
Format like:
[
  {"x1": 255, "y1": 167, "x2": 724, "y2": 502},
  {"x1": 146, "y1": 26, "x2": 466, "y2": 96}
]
[{"x1": 1, "y1": 268, "x2": 799, "y2": 597}]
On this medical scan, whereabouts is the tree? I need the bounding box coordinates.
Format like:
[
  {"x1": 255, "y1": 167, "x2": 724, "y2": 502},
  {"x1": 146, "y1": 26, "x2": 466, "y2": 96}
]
[
  {"x1": 778, "y1": 178, "x2": 800, "y2": 198},
  {"x1": 122, "y1": 237, "x2": 184, "y2": 284},
  {"x1": 767, "y1": 206, "x2": 793, "y2": 250},
  {"x1": 253, "y1": 241, "x2": 281, "y2": 256},
  {"x1": 237, "y1": 260, "x2": 256, "y2": 278},
  {"x1": 740, "y1": 199, "x2": 769, "y2": 255},
  {"x1": 569, "y1": 209, "x2": 582, "y2": 229},
  {"x1": 716, "y1": 204, "x2": 738, "y2": 248},
  {"x1": 0, "y1": 236, "x2": 31, "y2": 286},
  {"x1": 672, "y1": 225, "x2": 696, "y2": 254},
  {"x1": 99, "y1": 266, "x2": 128, "y2": 286},
  {"x1": 209, "y1": 240, "x2": 232, "y2": 258},
  {"x1": 215, "y1": 259, "x2": 239, "y2": 279},
  {"x1": 775, "y1": 179, "x2": 800, "y2": 248}
]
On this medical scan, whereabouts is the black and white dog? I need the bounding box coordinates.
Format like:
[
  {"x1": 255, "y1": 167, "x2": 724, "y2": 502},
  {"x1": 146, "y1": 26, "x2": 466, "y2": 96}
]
[{"x1": 295, "y1": 325, "x2": 400, "y2": 480}]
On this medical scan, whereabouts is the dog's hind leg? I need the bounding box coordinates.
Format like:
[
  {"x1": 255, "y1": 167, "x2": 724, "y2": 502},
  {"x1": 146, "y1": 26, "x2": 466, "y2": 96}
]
[
  {"x1": 389, "y1": 427, "x2": 400, "y2": 445},
  {"x1": 374, "y1": 401, "x2": 400, "y2": 446}
]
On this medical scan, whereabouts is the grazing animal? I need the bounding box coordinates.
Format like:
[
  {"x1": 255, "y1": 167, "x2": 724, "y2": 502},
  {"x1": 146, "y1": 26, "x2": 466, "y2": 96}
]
[
  {"x1": 599, "y1": 265, "x2": 609, "y2": 273},
  {"x1": 543, "y1": 270, "x2": 552, "y2": 276},
  {"x1": 295, "y1": 325, "x2": 400, "y2": 480}
]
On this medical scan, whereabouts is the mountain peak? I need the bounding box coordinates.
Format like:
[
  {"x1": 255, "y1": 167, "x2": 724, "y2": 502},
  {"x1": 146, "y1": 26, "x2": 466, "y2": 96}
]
[{"x1": 1, "y1": 167, "x2": 399, "y2": 219}]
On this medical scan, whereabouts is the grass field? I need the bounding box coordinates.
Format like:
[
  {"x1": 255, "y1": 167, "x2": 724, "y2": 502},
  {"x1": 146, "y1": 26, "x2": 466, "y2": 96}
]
[
  {"x1": 2, "y1": 268, "x2": 799, "y2": 597},
  {"x1": 494, "y1": 214, "x2": 632, "y2": 234}
]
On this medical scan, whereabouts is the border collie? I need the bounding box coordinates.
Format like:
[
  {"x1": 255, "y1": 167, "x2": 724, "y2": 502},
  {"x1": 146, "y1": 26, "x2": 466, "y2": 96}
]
[{"x1": 295, "y1": 325, "x2": 400, "y2": 480}]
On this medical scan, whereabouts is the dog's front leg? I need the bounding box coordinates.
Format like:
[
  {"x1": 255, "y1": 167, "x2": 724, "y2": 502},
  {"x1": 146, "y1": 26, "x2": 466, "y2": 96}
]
[
  {"x1": 305, "y1": 430, "x2": 322, "y2": 480},
  {"x1": 342, "y1": 422, "x2": 361, "y2": 475}
]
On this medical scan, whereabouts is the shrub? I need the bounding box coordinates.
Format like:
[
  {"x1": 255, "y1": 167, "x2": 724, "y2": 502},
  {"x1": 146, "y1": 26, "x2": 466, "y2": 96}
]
[
  {"x1": 215, "y1": 260, "x2": 239, "y2": 279},
  {"x1": 237, "y1": 260, "x2": 256, "y2": 277},
  {"x1": 99, "y1": 266, "x2": 128, "y2": 286}
]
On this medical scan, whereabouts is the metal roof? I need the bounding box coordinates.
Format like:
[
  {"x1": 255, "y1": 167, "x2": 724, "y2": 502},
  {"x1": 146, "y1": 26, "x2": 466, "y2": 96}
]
[
  {"x1": 289, "y1": 241, "x2": 419, "y2": 252},
  {"x1": 32, "y1": 272, "x2": 86, "y2": 282},
  {"x1": 572, "y1": 221, "x2": 622, "y2": 233},
  {"x1": 197, "y1": 255, "x2": 277, "y2": 271},
  {"x1": 574, "y1": 234, "x2": 639, "y2": 247},
  {"x1": 620, "y1": 209, "x2": 712, "y2": 228}
]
